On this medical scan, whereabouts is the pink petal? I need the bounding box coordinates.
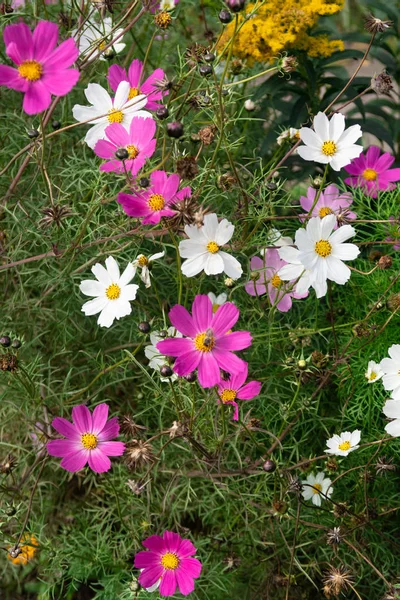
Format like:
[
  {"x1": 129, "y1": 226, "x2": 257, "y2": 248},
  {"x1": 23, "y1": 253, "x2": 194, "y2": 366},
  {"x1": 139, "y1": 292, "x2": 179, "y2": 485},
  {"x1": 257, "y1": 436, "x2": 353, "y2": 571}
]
[
  {"x1": 0, "y1": 65, "x2": 28, "y2": 91},
  {"x1": 87, "y1": 448, "x2": 111, "y2": 473},
  {"x1": 245, "y1": 280, "x2": 267, "y2": 297},
  {"x1": 4, "y1": 22, "x2": 33, "y2": 62},
  {"x1": 382, "y1": 168, "x2": 400, "y2": 182},
  {"x1": 275, "y1": 292, "x2": 293, "y2": 313},
  {"x1": 237, "y1": 380, "x2": 261, "y2": 400},
  {"x1": 179, "y1": 557, "x2": 202, "y2": 579},
  {"x1": 365, "y1": 145, "x2": 381, "y2": 168},
  {"x1": 60, "y1": 449, "x2": 88, "y2": 472},
  {"x1": 162, "y1": 173, "x2": 180, "y2": 201},
  {"x1": 163, "y1": 531, "x2": 182, "y2": 553},
  {"x1": 138, "y1": 565, "x2": 164, "y2": 589},
  {"x1": 159, "y1": 570, "x2": 177, "y2": 597},
  {"x1": 212, "y1": 303, "x2": 240, "y2": 337},
  {"x1": 72, "y1": 405, "x2": 92, "y2": 434},
  {"x1": 128, "y1": 59, "x2": 143, "y2": 87},
  {"x1": 108, "y1": 64, "x2": 127, "y2": 92},
  {"x1": 375, "y1": 152, "x2": 395, "y2": 173},
  {"x1": 143, "y1": 535, "x2": 166, "y2": 553},
  {"x1": 33, "y1": 20, "x2": 59, "y2": 62},
  {"x1": 150, "y1": 170, "x2": 167, "y2": 190},
  {"x1": 43, "y1": 38, "x2": 78, "y2": 70},
  {"x1": 177, "y1": 539, "x2": 197, "y2": 558},
  {"x1": 228, "y1": 364, "x2": 248, "y2": 389},
  {"x1": 94, "y1": 139, "x2": 116, "y2": 159},
  {"x1": 192, "y1": 295, "x2": 212, "y2": 332},
  {"x1": 22, "y1": 81, "x2": 51, "y2": 115},
  {"x1": 197, "y1": 353, "x2": 220, "y2": 388},
  {"x1": 134, "y1": 550, "x2": 160, "y2": 569},
  {"x1": 92, "y1": 403, "x2": 109, "y2": 434},
  {"x1": 157, "y1": 337, "x2": 194, "y2": 357},
  {"x1": 47, "y1": 439, "x2": 80, "y2": 457},
  {"x1": 168, "y1": 304, "x2": 197, "y2": 337},
  {"x1": 175, "y1": 567, "x2": 195, "y2": 596},
  {"x1": 104, "y1": 122, "x2": 130, "y2": 147},
  {"x1": 130, "y1": 116, "x2": 156, "y2": 146},
  {"x1": 117, "y1": 193, "x2": 149, "y2": 217},
  {"x1": 42, "y1": 68, "x2": 80, "y2": 96},
  {"x1": 176, "y1": 186, "x2": 192, "y2": 202},
  {"x1": 98, "y1": 441, "x2": 125, "y2": 456},
  {"x1": 97, "y1": 416, "x2": 120, "y2": 441},
  {"x1": 216, "y1": 331, "x2": 252, "y2": 351},
  {"x1": 173, "y1": 350, "x2": 202, "y2": 376},
  {"x1": 52, "y1": 416, "x2": 80, "y2": 440},
  {"x1": 213, "y1": 350, "x2": 247, "y2": 375}
]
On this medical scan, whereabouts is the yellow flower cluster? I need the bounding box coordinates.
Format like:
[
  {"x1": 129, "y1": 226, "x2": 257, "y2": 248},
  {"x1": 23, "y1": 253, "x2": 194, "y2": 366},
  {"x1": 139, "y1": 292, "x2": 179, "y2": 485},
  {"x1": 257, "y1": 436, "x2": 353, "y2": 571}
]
[
  {"x1": 7, "y1": 534, "x2": 39, "y2": 566},
  {"x1": 218, "y1": 0, "x2": 345, "y2": 64}
]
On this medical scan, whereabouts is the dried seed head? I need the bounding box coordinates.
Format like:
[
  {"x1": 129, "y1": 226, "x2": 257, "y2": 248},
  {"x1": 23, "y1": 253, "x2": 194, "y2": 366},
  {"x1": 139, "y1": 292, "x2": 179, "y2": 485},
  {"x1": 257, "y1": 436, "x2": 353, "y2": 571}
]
[
  {"x1": 375, "y1": 456, "x2": 396, "y2": 476},
  {"x1": 286, "y1": 473, "x2": 302, "y2": 496},
  {"x1": 169, "y1": 421, "x2": 187, "y2": 438},
  {"x1": 378, "y1": 255, "x2": 392, "y2": 270},
  {"x1": 126, "y1": 479, "x2": 147, "y2": 495},
  {"x1": 333, "y1": 502, "x2": 348, "y2": 519},
  {"x1": 119, "y1": 415, "x2": 146, "y2": 437},
  {"x1": 0, "y1": 354, "x2": 18, "y2": 372},
  {"x1": 327, "y1": 527, "x2": 343, "y2": 545},
  {"x1": 371, "y1": 71, "x2": 394, "y2": 95},
  {"x1": 154, "y1": 10, "x2": 172, "y2": 29},
  {"x1": 322, "y1": 566, "x2": 354, "y2": 597},
  {"x1": 198, "y1": 125, "x2": 215, "y2": 146},
  {"x1": 311, "y1": 350, "x2": 328, "y2": 368},
  {"x1": 168, "y1": 197, "x2": 210, "y2": 230},
  {"x1": 364, "y1": 14, "x2": 392, "y2": 33},
  {"x1": 280, "y1": 55, "x2": 298, "y2": 73},
  {"x1": 223, "y1": 555, "x2": 240, "y2": 570},
  {"x1": 387, "y1": 293, "x2": 400, "y2": 313},
  {"x1": 39, "y1": 204, "x2": 74, "y2": 229},
  {"x1": 124, "y1": 440, "x2": 154, "y2": 470},
  {"x1": 326, "y1": 457, "x2": 339, "y2": 473},
  {"x1": 176, "y1": 156, "x2": 199, "y2": 180},
  {"x1": 272, "y1": 499, "x2": 287, "y2": 514},
  {"x1": 185, "y1": 43, "x2": 209, "y2": 64},
  {"x1": 0, "y1": 454, "x2": 17, "y2": 474}
]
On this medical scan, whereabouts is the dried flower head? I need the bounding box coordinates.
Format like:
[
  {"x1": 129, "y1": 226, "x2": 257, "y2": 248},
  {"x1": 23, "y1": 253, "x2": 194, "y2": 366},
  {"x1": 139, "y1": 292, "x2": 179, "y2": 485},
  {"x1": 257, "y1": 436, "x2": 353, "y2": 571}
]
[
  {"x1": 154, "y1": 11, "x2": 172, "y2": 29},
  {"x1": 311, "y1": 350, "x2": 329, "y2": 369},
  {"x1": 217, "y1": 173, "x2": 237, "y2": 191},
  {"x1": 198, "y1": 125, "x2": 215, "y2": 146},
  {"x1": 327, "y1": 527, "x2": 343, "y2": 545},
  {"x1": 176, "y1": 156, "x2": 199, "y2": 180},
  {"x1": 280, "y1": 55, "x2": 298, "y2": 73},
  {"x1": 39, "y1": 204, "x2": 74, "y2": 229},
  {"x1": 124, "y1": 440, "x2": 154, "y2": 470},
  {"x1": 0, "y1": 453, "x2": 17, "y2": 474},
  {"x1": 0, "y1": 354, "x2": 18, "y2": 372},
  {"x1": 375, "y1": 456, "x2": 396, "y2": 476},
  {"x1": 223, "y1": 555, "x2": 241, "y2": 571},
  {"x1": 333, "y1": 502, "x2": 348, "y2": 519},
  {"x1": 387, "y1": 293, "x2": 400, "y2": 313},
  {"x1": 286, "y1": 473, "x2": 302, "y2": 496},
  {"x1": 168, "y1": 421, "x2": 187, "y2": 438},
  {"x1": 322, "y1": 566, "x2": 354, "y2": 597},
  {"x1": 336, "y1": 207, "x2": 357, "y2": 227},
  {"x1": 185, "y1": 43, "x2": 209, "y2": 64},
  {"x1": 371, "y1": 71, "x2": 394, "y2": 96},
  {"x1": 364, "y1": 14, "x2": 392, "y2": 33},
  {"x1": 126, "y1": 478, "x2": 149, "y2": 495},
  {"x1": 378, "y1": 255, "x2": 393, "y2": 270},
  {"x1": 119, "y1": 415, "x2": 147, "y2": 437}
]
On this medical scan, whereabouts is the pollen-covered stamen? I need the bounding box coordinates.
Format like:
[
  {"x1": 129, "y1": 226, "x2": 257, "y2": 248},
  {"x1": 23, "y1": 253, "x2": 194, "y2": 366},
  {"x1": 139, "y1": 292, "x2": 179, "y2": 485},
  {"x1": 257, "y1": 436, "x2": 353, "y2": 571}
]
[
  {"x1": 108, "y1": 109, "x2": 124, "y2": 124},
  {"x1": 137, "y1": 254, "x2": 149, "y2": 267},
  {"x1": 369, "y1": 371, "x2": 377, "y2": 381},
  {"x1": 206, "y1": 241, "x2": 219, "y2": 254},
  {"x1": 18, "y1": 60, "x2": 43, "y2": 82},
  {"x1": 148, "y1": 194, "x2": 165, "y2": 211},
  {"x1": 81, "y1": 433, "x2": 98, "y2": 450},
  {"x1": 312, "y1": 483, "x2": 322, "y2": 495},
  {"x1": 321, "y1": 141, "x2": 337, "y2": 156},
  {"x1": 315, "y1": 239, "x2": 332, "y2": 258},
  {"x1": 194, "y1": 331, "x2": 215, "y2": 352},
  {"x1": 106, "y1": 283, "x2": 121, "y2": 300},
  {"x1": 271, "y1": 273, "x2": 282, "y2": 288},
  {"x1": 338, "y1": 441, "x2": 351, "y2": 451},
  {"x1": 362, "y1": 168, "x2": 377, "y2": 181},
  {"x1": 319, "y1": 206, "x2": 333, "y2": 218},
  {"x1": 98, "y1": 40, "x2": 107, "y2": 51},
  {"x1": 161, "y1": 552, "x2": 179, "y2": 570},
  {"x1": 128, "y1": 87, "x2": 140, "y2": 100},
  {"x1": 220, "y1": 389, "x2": 237, "y2": 403},
  {"x1": 127, "y1": 144, "x2": 139, "y2": 159}
]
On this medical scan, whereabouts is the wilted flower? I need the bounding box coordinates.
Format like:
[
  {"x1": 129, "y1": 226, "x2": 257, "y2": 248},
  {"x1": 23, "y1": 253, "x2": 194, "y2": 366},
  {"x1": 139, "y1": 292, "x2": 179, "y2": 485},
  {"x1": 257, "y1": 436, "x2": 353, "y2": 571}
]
[
  {"x1": 364, "y1": 14, "x2": 392, "y2": 33},
  {"x1": 371, "y1": 71, "x2": 393, "y2": 95},
  {"x1": 322, "y1": 566, "x2": 353, "y2": 597},
  {"x1": 365, "y1": 360, "x2": 384, "y2": 383},
  {"x1": 133, "y1": 251, "x2": 165, "y2": 288}
]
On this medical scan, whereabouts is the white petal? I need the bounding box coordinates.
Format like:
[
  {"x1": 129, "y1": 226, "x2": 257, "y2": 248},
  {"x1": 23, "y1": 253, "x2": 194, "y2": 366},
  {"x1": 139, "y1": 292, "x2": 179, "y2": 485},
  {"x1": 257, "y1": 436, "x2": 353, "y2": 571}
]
[
  {"x1": 97, "y1": 305, "x2": 117, "y2": 328},
  {"x1": 329, "y1": 224, "x2": 356, "y2": 245},
  {"x1": 124, "y1": 94, "x2": 148, "y2": 113},
  {"x1": 219, "y1": 251, "x2": 242, "y2": 279},
  {"x1": 80, "y1": 280, "x2": 104, "y2": 297},
  {"x1": 181, "y1": 254, "x2": 208, "y2": 277},
  {"x1": 312, "y1": 494, "x2": 322, "y2": 507},
  {"x1": 122, "y1": 284, "x2": 139, "y2": 301},
  {"x1": 306, "y1": 217, "x2": 323, "y2": 243},
  {"x1": 202, "y1": 213, "x2": 219, "y2": 241},
  {"x1": 113, "y1": 298, "x2": 132, "y2": 320},
  {"x1": 313, "y1": 278, "x2": 328, "y2": 298},
  {"x1": 179, "y1": 240, "x2": 207, "y2": 259},
  {"x1": 326, "y1": 257, "x2": 351, "y2": 284},
  {"x1": 91, "y1": 263, "x2": 112, "y2": 286},
  {"x1": 329, "y1": 112, "x2": 345, "y2": 141},
  {"x1": 385, "y1": 419, "x2": 400, "y2": 437},
  {"x1": 278, "y1": 263, "x2": 303, "y2": 281},
  {"x1": 382, "y1": 399, "x2": 400, "y2": 419},
  {"x1": 105, "y1": 256, "x2": 120, "y2": 282},
  {"x1": 337, "y1": 124, "x2": 362, "y2": 147},
  {"x1": 297, "y1": 146, "x2": 323, "y2": 162},
  {"x1": 85, "y1": 122, "x2": 107, "y2": 149},
  {"x1": 313, "y1": 112, "x2": 330, "y2": 141},
  {"x1": 114, "y1": 81, "x2": 131, "y2": 108},
  {"x1": 278, "y1": 246, "x2": 301, "y2": 264},
  {"x1": 82, "y1": 296, "x2": 108, "y2": 316},
  {"x1": 72, "y1": 104, "x2": 101, "y2": 124},
  {"x1": 388, "y1": 345, "x2": 400, "y2": 361},
  {"x1": 204, "y1": 252, "x2": 224, "y2": 275},
  {"x1": 85, "y1": 83, "x2": 112, "y2": 111},
  {"x1": 215, "y1": 219, "x2": 234, "y2": 245},
  {"x1": 149, "y1": 251, "x2": 165, "y2": 262},
  {"x1": 350, "y1": 430, "x2": 361, "y2": 445},
  {"x1": 299, "y1": 127, "x2": 321, "y2": 148},
  {"x1": 119, "y1": 262, "x2": 136, "y2": 286},
  {"x1": 331, "y1": 242, "x2": 359, "y2": 261},
  {"x1": 319, "y1": 214, "x2": 336, "y2": 239}
]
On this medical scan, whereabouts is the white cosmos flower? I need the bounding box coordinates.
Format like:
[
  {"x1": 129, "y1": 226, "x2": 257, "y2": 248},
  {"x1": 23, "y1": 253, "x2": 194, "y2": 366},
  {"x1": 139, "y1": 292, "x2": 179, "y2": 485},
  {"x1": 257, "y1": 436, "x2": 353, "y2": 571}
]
[
  {"x1": 207, "y1": 292, "x2": 228, "y2": 312},
  {"x1": 73, "y1": 17, "x2": 125, "y2": 62},
  {"x1": 277, "y1": 246, "x2": 314, "y2": 296},
  {"x1": 72, "y1": 81, "x2": 152, "y2": 149},
  {"x1": 144, "y1": 327, "x2": 182, "y2": 382},
  {"x1": 297, "y1": 111, "x2": 362, "y2": 171},
  {"x1": 380, "y1": 345, "x2": 400, "y2": 400},
  {"x1": 365, "y1": 360, "x2": 384, "y2": 384},
  {"x1": 132, "y1": 252, "x2": 165, "y2": 288},
  {"x1": 80, "y1": 256, "x2": 138, "y2": 328},
  {"x1": 301, "y1": 472, "x2": 332, "y2": 507},
  {"x1": 261, "y1": 228, "x2": 293, "y2": 252},
  {"x1": 382, "y1": 398, "x2": 400, "y2": 437},
  {"x1": 325, "y1": 430, "x2": 361, "y2": 457},
  {"x1": 293, "y1": 214, "x2": 359, "y2": 298},
  {"x1": 179, "y1": 213, "x2": 242, "y2": 279}
]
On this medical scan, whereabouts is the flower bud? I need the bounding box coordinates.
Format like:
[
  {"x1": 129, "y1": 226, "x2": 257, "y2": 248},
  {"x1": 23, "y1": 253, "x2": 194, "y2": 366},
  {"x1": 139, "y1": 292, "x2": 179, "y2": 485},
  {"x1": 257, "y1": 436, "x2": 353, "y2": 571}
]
[
  {"x1": 297, "y1": 359, "x2": 307, "y2": 369},
  {"x1": 224, "y1": 277, "x2": 234, "y2": 288},
  {"x1": 156, "y1": 106, "x2": 169, "y2": 120},
  {"x1": 250, "y1": 271, "x2": 260, "y2": 281},
  {"x1": 158, "y1": 330, "x2": 168, "y2": 338},
  {"x1": 199, "y1": 64, "x2": 213, "y2": 77},
  {"x1": 263, "y1": 459, "x2": 276, "y2": 473},
  {"x1": 139, "y1": 177, "x2": 150, "y2": 188},
  {"x1": 204, "y1": 52, "x2": 215, "y2": 63},
  {"x1": 167, "y1": 121, "x2": 184, "y2": 139},
  {"x1": 160, "y1": 365, "x2": 173, "y2": 377},
  {"x1": 52, "y1": 120, "x2": 61, "y2": 130},
  {"x1": 138, "y1": 321, "x2": 151, "y2": 334},
  {"x1": 0, "y1": 335, "x2": 11, "y2": 348},
  {"x1": 219, "y1": 9, "x2": 233, "y2": 23},
  {"x1": 115, "y1": 147, "x2": 129, "y2": 160},
  {"x1": 244, "y1": 99, "x2": 255, "y2": 112},
  {"x1": 184, "y1": 371, "x2": 197, "y2": 383},
  {"x1": 11, "y1": 339, "x2": 21, "y2": 349},
  {"x1": 27, "y1": 129, "x2": 39, "y2": 139},
  {"x1": 225, "y1": 0, "x2": 245, "y2": 12}
]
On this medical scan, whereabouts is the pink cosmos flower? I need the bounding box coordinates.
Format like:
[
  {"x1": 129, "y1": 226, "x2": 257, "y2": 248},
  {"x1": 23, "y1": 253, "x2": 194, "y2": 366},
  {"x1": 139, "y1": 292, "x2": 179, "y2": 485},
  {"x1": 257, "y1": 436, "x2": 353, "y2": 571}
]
[
  {"x1": 0, "y1": 21, "x2": 79, "y2": 115},
  {"x1": 245, "y1": 248, "x2": 307, "y2": 312},
  {"x1": 94, "y1": 117, "x2": 156, "y2": 176},
  {"x1": 134, "y1": 531, "x2": 202, "y2": 597},
  {"x1": 117, "y1": 170, "x2": 191, "y2": 225},
  {"x1": 108, "y1": 59, "x2": 167, "y2": 111},
  {"x1": 47, "y1": 403, "x2": 125, "y2": 473},
  {"x1": 299, "y1": 184, "x2": 356, "y2": 227},
  {"x1": 344, "y1": 146, "x2": 400, "y2": 198},
  {"x1": 217, "y1": 363, "x2": 261, "y2": 420},
  {"x1": 156, "y1": 294, "x2": 252, "y2": 388}
]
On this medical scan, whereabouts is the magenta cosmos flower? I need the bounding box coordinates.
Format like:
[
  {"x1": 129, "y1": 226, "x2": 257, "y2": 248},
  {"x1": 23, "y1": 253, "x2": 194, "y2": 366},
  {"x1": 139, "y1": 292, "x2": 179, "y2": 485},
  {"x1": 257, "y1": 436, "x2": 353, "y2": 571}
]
[
  {"x1": 217, "y1": 363, "x2": 261, "y2": 420},
  {"x1": 134, "y1": 531, "x2": 202, "y2": 597},
  {"x1": 344, "y1": 146, "x2": 400, "y2": 198},
  {"x1": 117, "y1": 170, "x2": 191, "y2": 225},
  {"x1": 0, "y1": 21, "x2": 79, "y2": 115},
  {"x1": 245, "y1": 248, "x2": 307, "y2": 312},
  {"x1": 94, "y1": 117, "x2": 156, "y2": 176},
  {"x1": 156, "y1": 294, "x2": 252, "y2": 388},
  {"x1": 47, "y1": 403, "x2": 125, "y2": 473},
  {"x1": 299, "y1": 184, "x2": 356, "y2": 227},
  {"x1": 108, "y1": 59, "x2": 167, "y2": 111}
]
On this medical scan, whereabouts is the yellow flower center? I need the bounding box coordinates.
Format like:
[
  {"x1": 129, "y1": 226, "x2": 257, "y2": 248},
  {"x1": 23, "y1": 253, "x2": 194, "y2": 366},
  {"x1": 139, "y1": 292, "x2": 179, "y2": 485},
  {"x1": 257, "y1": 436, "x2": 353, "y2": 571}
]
[
  {"x1": 128, "y1": 87, "x2": 140, "y2": 100},
  {"x1": 369, "y1": 371, "x2": 377, "y2": 381},
  {"x1": 18, "y1": 60, "x2": 43, "y2": 82},
  {"x1": 363, "y1": 168, "x2": 377, "y2": 181},
  {"x1": 81, "y1": 433, "x2": 98, "y2": 450},
  {"x1": 106, "y1": 283, "x2": 121, "y2": 300},
  {"x1": 206, "y1": 241, "x2": 220, "y2": 254},
  {"x1": 212, "y1": 303, "x2": 220, "y2": 313},
  {"x1": 161, "y1": 552, "x2": 179, "y2": 570},
  {"x1": 127, "y1": 144, "x2": 139, "y2": 159},
  {"x1": 194, "y1": 331, "x2": 215, "y2": 352},
  {"x1": 321, "y1": 141, "x2": 337, "y2": 156},
  {"x1": 312, "y1": 483, "x2": 322, "y2": 495},
  {"x1": 137, "y1": 254, "x2": 149, "y2": 267},
  {"x1": 315, "y1": 239, "x2": 332, "y2": 258},
  {"x1": 271, "y1": 273, "x2": 282, "y2": 288},
  {"x1": 155, "y1": 11, "x2": 172, "y2": 29},
  {"x1": 98, "y1": 40, "x2": 107, "y2": 51},
  {"x1": 220, "y1": 389, "x2": 237, "y2": 403},
  {"x1": 108, "y1": 109, "x2": 124, "y2": 124},
  {"x1": 338, "y1": 440, "x2": 351, "y2": 451},
  {"x1": 319, "y1": 206, "x2": 333, "y2": 218},
  {"x1": 148, "y1": 194, "x2": 165, "y2": 211}
]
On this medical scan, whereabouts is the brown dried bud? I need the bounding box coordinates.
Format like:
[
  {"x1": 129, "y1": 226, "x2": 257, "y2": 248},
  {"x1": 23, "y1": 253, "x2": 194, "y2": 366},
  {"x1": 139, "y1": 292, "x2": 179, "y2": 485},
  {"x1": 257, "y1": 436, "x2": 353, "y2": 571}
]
[
  {"x1": 371, "y1": 70, "x2": 394, "y2": 95},
  {"x1": 369, "y1": 249, "x2": 383, "y2": 262},
  {"x1": 154, "y1": 11, "x2": 172, "y2": 29},
  {"x1": 39, "y1": 204, "x2": 74, "y2": 229},
  {"x1": 222, "y1": 555, "x2": 240, "y2": 570},
  {"x1": 311, "y1": 350, "x2": 328, "y2": 368},
  {"x1": 0, "y1": 454, "x2": 17, "y2": 474},
  {"x1": 378, "y1": 255, "x2": 392, "y2": 270},
  {"x1": 272, "y1": 499, "x2": 287, "y2": 514},
  {"x1": 375, "y1": 456, "x2": 396, "y2": 476},
  {"x1": 387, "y1": 293, "x2": 400, "y2": 313},
  {"x1": 327, "y1": 527, "x2": 342, "y2": 545},
  {"x1": 333, "y1": 502, "x2": 348, "y2": 519},
  {"x1": 364, "y1": 14, "x2": 392, "y2": 33},
  {"x1": 198, "y1": 125, "x2": 215, "y2": 146},
  {"x1": 124, "y1": 440, "x2": 154, "y2": 470},
  {"x1": 168, "y1": 421, "x2": 187, "y2": 438},
  {"x1": 176, "y1": 156, "x2": 199, "y2": 180},
  {"x1": 119, "y1": 415, "x2": 146, "y2": 437},
  {"x1": 326, "y1": 457, "x2": 339, "y2": 473},
  {"x1": 0, "y1": 354, "x2": 18, "y2": 372},
  {"x1": 280, "y1": 55, "x2": 298, "y2": 73},
  {"x1": 217, "y1": 173, "x2": 237, "y2": 191}
]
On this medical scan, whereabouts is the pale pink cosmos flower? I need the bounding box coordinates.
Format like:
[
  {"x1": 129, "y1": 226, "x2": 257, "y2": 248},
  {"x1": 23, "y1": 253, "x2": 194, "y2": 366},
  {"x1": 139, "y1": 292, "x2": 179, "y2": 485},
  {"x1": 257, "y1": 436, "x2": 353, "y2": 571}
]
[
  {"x1": 344, "y1": 146, "x2": 400, "y2": 198},
  {"x1": 108, "y1": 59, "x2": 167, "y2": 111},
  {"x1": 94, "y1": 117, "x2": 156, "y2": 176},
  {"x1": 47, "y1": 404, "x2": 125, "y2": 473},
  {"x1": 134, "y1": 531, "x2": 202, "y2": 597},
  {"x1": 156, "y1": 295, "x2": 252, "y2": 388},
  {"x1": 217, "y1": 363, "x2": 261, "y2": 420},
  {"x1": 117, "y1": 170, "x2": 191, "y2": 225},
  {"x1": 0, "y1": 21, "x2": 79, "y2": 115},
  {"x1": 299, "y1": 184, "x2": 356, "y2": 228},
  {"x1": 245, "y1": 248, "x2": 307, "y2": 312}
]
